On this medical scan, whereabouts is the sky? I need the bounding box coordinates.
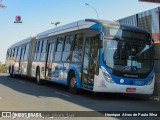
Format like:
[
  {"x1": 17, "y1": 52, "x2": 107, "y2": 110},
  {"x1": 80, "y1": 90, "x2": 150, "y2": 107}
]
[{"x1": 0, "y1": 0, "x2": 159, "y2": 63}]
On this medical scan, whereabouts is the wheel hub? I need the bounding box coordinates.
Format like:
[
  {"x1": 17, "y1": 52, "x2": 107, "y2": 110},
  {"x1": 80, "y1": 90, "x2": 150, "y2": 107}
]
[{"x1": 71, "y1": 78, "x2": 76, "y2": 88}]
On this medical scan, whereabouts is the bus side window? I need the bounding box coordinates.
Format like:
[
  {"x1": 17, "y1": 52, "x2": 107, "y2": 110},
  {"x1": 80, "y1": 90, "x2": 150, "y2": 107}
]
[
  {"x1": 9, "y1": 49, "x2": 12, "y2": 59},
  {"x1": 34, "y1": 41, "x2": 40, "y2": 61},
  {"x1": 37, "y1": 40, "x2": 42, "y2": 61},
  {"x1": 24, "y1": 44, "x2": 29, "y2": 61},
  {"x1": 72, "y1": 33, "x2": 84, "y2": 62},
  {"x1": 22, "y1": 45, "x2": 26, "y2": 60},
  {"x1": 40, "y1": 40, "x2": 47, "y2": 61},
  {"x1": 12, "y1": 49, "x2": 14, "y2": 59},
  {"x1": 15, "y1": 48, "x2": 18, "y2": 61},
  {"x1": 16, "y1": 47, "x2": 21, "y2": 62},
  {"x1": 14, "y1": 48, "x2": 18, "y2": 60},
  {"x1": 10, "y1": 49, "x2": 12, "y2": 58},
  {"x1": 62, "y1": 35, "x2": 74, "y2": 62},
  {"x1": 12, "y1": 49, "x2": 15, "y2": 59},
  {"x1": 6, "y1": 50, "x2": 9, "y2": 59},
  {"x1": 54, "y1": 37, "x2": 64, "y2": 61},
  {"x1": 34, "y1": 42, "x2": 38, "y2": 61},
  {"x1": 10, "y1": 49, "x2": 13, "y2": 59}
]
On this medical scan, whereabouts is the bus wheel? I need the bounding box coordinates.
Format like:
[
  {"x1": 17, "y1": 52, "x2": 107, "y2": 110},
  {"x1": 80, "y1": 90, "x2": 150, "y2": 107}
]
[
  {"x1": 36, "y1": 69, "x2": 43, "y2": 85},
  {"x1": 9, "y1": 66, "x2": 12, "y2": 77},
  {"x1": 10, "y1": 66, "x2": 14, "y2": 77},
  {"x1": 69, "y1": 73, "x2": 78, "y2": 94},
  {"x1": 11, "y1": 67, "x2": 15, "y2": 78}
]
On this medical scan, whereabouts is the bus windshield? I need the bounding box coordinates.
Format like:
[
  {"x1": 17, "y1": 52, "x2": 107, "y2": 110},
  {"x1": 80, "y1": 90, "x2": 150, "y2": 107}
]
[{"x1": 103, "y1": 28, "x2": 153, "y2": 77}]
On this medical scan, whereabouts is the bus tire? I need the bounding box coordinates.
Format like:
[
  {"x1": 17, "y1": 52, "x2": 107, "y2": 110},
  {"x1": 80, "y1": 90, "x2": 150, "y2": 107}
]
[
  {"x1": 11, "y1": 66, "x2": 15, "y2": 78},
  {"x1": 9, "y1": 66, "x2": 12, "y2": 77},
  {"x1": 68, "y1": 72, "x2": 78, "y2": 94},
  {"x1": 36, "y1": 68, "x2": 43, "y2": 85}
]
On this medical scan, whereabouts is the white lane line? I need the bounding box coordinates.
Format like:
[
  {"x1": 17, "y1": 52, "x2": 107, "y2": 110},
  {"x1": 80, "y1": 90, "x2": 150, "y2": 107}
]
[
  {"x1": 0, "y1": 97, "x2": 2, "y2": 99},
  {"x1": 55, "y1": 92, "x2": 70, "y2": 98},
  {"x1": 18, "y1": 81, "x2": 25, "y2": 84}
]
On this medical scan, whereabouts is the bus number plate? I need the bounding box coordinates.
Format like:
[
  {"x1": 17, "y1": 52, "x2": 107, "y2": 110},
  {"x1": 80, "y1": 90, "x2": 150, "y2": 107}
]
[{"x1": 126, "y1": 88, "x2": 136, "y2": 92}]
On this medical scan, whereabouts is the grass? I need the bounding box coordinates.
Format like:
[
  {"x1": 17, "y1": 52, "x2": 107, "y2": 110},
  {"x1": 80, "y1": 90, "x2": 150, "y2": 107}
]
[{"x1": 0, "y1": 64, "x2": 5, "y2": 73}]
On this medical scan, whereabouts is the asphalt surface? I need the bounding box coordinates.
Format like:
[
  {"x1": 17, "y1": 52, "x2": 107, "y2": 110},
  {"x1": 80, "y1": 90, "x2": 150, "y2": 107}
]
[{"x1": 0, "y1": 73, "x2": 160, "y2": 120}]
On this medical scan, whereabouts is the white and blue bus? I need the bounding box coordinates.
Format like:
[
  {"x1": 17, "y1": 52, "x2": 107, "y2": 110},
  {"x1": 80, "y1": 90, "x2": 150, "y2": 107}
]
[{"x1": 5, "y1": 19, "x2": 155, "y2": 94}]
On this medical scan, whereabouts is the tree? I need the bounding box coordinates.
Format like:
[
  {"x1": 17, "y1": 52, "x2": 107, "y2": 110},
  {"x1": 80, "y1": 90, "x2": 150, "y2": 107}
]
[
  {"x1": 0, "y1": 64, "x2": 5, "y2": 73},
  {"x1": 0, "y1": 0, "x2": 6, "y2": 9}
]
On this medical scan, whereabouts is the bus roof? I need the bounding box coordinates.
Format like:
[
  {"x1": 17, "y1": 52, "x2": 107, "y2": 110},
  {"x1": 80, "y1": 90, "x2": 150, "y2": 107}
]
[
  {"x1": 8, "y1": 19, "x2": 149, "y2": 50},
  {"x1": 36, "y1": 19, "x2": 120, "y2": 39},
  {"x1": 8, "y1": 19, "x2": 119, "y2": 49},
  {"x1": 8, "y1": 37, "x2": 32, "y2": 49}
]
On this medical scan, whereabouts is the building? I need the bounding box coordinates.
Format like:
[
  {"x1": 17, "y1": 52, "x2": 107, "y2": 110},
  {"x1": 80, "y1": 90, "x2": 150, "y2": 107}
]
[
  {"x1": 118, "y1": 7, "x2": 160, "y2": 96},
  {"x1": 139, "y1": 0, "x2": 160, "y2": 4},
  {"x1": 118, "y1": 7, "x2": 160, "y2": 43}
]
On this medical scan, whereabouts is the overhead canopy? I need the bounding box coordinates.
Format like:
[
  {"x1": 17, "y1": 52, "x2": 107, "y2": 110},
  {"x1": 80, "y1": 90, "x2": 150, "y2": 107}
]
[{"x1": 139, "y1": 0, "x2": 160, "y2": 3}]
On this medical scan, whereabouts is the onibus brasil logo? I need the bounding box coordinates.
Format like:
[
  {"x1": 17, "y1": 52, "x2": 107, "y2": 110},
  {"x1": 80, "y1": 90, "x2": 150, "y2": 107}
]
[{"x1": 14, "y1": 16, "x2": 23, "y2": 23}]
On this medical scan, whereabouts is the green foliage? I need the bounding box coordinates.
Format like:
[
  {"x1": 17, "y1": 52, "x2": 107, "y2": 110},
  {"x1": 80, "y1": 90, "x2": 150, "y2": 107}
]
[{"x1": 0, "y1": 64, "x2": 5, "y2": 73}]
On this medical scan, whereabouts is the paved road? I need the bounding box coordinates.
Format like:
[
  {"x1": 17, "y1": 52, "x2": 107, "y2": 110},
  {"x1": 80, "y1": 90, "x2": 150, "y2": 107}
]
[{"x1": 0, "y1": 73, "x2": 160, "y2": 120}]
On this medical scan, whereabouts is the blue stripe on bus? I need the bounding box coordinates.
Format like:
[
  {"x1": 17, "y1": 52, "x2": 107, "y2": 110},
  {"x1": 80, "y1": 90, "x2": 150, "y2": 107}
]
[
  {"x1": 69, "y1": 64, "x2": 82, "y2": 89},
  {"x1": 90, "y1": 23, "x2": 103, "y2": 37},
  {"x1": 82, "y1": 84, "x2": 93, "y2": 89},
  {"x1": 90, "y1": 23, "x2": 101, "y2": 30}
]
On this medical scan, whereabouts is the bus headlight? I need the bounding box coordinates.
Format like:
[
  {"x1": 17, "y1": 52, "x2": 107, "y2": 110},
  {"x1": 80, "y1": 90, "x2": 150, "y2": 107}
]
[
  {"x1": 147, "y1": 73, "x2": 155, "y2": 85},
  {"x1": 102, "y1": 71, "x2": 115, "y2": 83}
]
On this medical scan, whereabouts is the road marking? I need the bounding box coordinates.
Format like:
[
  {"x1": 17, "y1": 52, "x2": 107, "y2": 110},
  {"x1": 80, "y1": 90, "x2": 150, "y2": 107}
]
[
  {"x1": 0, "y1": 97, "x2": 2, "y2": 99},
  {"x1": 18, "y1": 81, "x2": 25, "y2": 84},
  {"x1": 55, "y1": 92, "x2": 70, "y2": 98}
]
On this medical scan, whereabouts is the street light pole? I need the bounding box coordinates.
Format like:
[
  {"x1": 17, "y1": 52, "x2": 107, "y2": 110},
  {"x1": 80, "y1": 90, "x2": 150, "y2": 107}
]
[
  {"x1": 51, "y1": 22, "x2": 60, "y2": 27},
  {"x1": 85, "y1": 3, "x2": 99, "y2": 19}
]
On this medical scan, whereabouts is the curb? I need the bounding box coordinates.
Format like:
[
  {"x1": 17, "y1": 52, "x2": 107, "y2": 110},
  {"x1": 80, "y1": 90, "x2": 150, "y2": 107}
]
[{"x1": 150, "y1": 96, "x2": 160, "y2": 101}]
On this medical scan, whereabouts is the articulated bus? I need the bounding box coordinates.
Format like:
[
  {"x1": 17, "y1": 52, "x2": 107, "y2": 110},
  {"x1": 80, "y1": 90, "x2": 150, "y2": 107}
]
[{"x1": 5, "y1": 19, "x2": 155, "y2": 94}]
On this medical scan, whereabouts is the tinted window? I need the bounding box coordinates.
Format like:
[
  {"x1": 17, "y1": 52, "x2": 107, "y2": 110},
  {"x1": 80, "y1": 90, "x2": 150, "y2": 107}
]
[
  {"x1": 47, "y1": 43, "x2": 55, "y2": 62},
  {"x1": 14, "y1": 48, "x2": 18, "y2": 60},
  {"x1": 34, "y1": 40, "x2": 43, "y2": 61},
  {"x1": 34, "y1": 42, "x2": 38, "y2": 61},
  {"x1": 64, "y1": 35, "x2": 74, "y2": 51},
  {"x1": 6, "y1": 50, "x2": 9, "y2": 58},
  {"x1": 40, "y1": 40, "x2": 47, "y2": 61},
  {"x1": 16, "y1": 47, "x2": 21, "y2": 62},
  {"x1": 54, "y1": 37, "x2": 64, "y2": 61},
  {"x1": 54, "y1": 52, "x2": 62, "y2": 61},
  {"x1": 12, "y1": 49, "x2": 15, "y2": 58},
  {"x1": 37, "y1": 41, "x2": 42, "y2": 60},
  {"x1": 10, "y1": 49, "x2": 12, "y2": 57},
  {"x1": 57, "y1": 38, "x2": 64, "y2": 51},
  {"x1": 39, "y1": 41, "x2": 42, "y2": 53},
  {"x1": 24, "y1": 44, "x2": 29, "y2": 61},
  {"x1": 42, "y1": 40, "x2": 47, "y2": 53},
  {"x1": 62, "y1": 35, "x2": 74, "y2": 62},
  {"x1": 72, "y1": 33, "x2": 84, "y2": 62}
]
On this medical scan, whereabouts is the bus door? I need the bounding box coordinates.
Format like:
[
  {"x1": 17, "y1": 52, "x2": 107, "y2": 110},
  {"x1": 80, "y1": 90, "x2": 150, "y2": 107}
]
[
  {"x1": 45, "y1": 42, "x2": 55, "y2": 79},
  {"x1": 82, "y1": 36, "x2": 99, "y2": 87},
  {"x1": 19, "y1": 48, "x2": 25, "y2": 74}
]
